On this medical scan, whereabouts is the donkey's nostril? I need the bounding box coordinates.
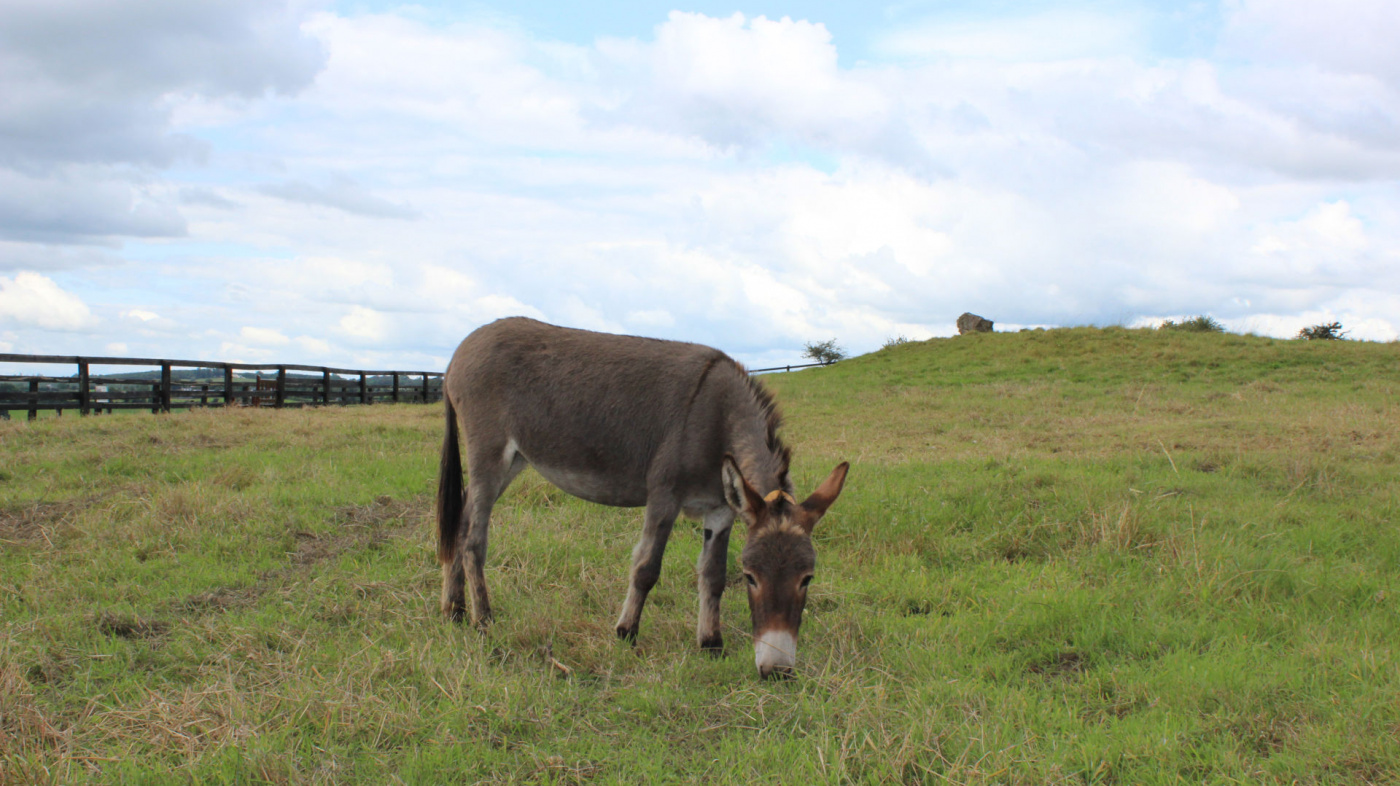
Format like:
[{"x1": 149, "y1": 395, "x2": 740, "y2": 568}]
[{"x1": 759, "y1": 664, "x2": 795, "y2": 680}]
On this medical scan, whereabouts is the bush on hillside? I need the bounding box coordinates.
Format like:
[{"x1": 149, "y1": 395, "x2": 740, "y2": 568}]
[
  {"x1": 882, "y1": 335, "x2": 912, "y2": 349},
  {"x1": 803, "y1": 339, "x2": 846, "y2": 365},
  {"x1": 1297, "y1": 321, "x2": 1347, "y2": 340},
  {"x1": 1158, "y1": 315, "x2": 1225, "y2": 333}
]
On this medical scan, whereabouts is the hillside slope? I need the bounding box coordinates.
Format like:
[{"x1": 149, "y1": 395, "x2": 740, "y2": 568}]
[{"x1": 767, "y1": 327, "x2": 1399, "y2": 467}]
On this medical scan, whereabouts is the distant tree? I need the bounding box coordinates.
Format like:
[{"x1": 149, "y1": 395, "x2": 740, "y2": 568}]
[
  {"x1": 1158, "y1": 315, "x2": 1225, "y2": 333},
  {"x1": 803, "y1": 339, "x2": 846, "y2": 365},
  {"x1": 1297, "y1": 321, "x2": 1347, "y2": 340},
  {"x1": 882, "y1": 335, "x2": 912, "y2": 349}
]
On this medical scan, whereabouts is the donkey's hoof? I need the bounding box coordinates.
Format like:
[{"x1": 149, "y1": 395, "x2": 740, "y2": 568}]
[
  {"x1": 699, "y1": 636, "x2": 725, "y2": 655},
  {"x1": 615, "y1": 625, "x2": 639, "y2": 644}
]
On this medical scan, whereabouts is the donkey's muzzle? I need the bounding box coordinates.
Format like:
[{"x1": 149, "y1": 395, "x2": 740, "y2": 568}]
[{"x1": 754, "y1": 629, "x2": 797, "y2": 678}]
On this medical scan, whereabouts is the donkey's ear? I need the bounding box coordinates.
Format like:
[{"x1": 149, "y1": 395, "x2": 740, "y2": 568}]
[
  {"x1": 798, "y1": 461, "x2": 849, "y2": 532},
  {"x1": 721, "y1": 455, "x2": 766, "y2": 526}
]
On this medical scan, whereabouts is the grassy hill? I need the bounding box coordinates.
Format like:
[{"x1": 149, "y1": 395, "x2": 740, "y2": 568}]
[{"x1": 2, "y1": 328, "x2": 1397, "y2": 783}]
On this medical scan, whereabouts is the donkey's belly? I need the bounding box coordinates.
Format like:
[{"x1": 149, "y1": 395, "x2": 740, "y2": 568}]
[{"x1": 532, "y1": 464, "x2": 649, "y2": 508}]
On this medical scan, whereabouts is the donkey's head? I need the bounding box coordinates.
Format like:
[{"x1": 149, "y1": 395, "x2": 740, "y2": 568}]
[{"x1": 721, "y1": 456, "x2": 849, "y2": 679}]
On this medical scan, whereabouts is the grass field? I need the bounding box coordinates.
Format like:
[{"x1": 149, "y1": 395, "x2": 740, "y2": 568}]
[{"x1": 2, "y1": 327, "x2": 1398, "y2": 783}]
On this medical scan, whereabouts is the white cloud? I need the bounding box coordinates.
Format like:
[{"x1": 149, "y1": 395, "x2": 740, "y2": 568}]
[
  {"x1": 0, "y1": 271, "x2": 97, "y2": 330},
  {"x1": 0, "y1": 166, "x2": 185, "y2": 243},
  {"x1": 105, "y1": 341, "x2": 127, "y2": 354},
  {"x1": 239, "y1": 326, "x2": 291, "y2": 346},
  {"x1": 0, "y1": 240, "x2": 122, "y2": 271},
  {"x1": 625, "y1": 309, "x2": 674, "y2": 329},
  {"x1": 257, "y1": 177, "x2": 420, "y2": 220},
  {"x1": 1105, "y1": 162, "x2": 1241, "y2": 234},
  {"x1": 296, "y1": 335, "x2": 331, "y2": 355},
  {"x1": 0, "y1": 0, "x2": 324, "y2": 169},
  {"x1": 217, "y1": 342, "x2": 276, "y2": 363},
  {"x1": 0, "y1": 0, "x2": 324, "y2": 256},
  {"x1": 338, "y1": 305, "x2": 389, "y2": 342},
  {"x1": 1243, "y1": 201, "x2": 1377, "y2": 287},
  {"x1": 300, "y1": 11, "x2": 589, "y2": 151},
  {"x1": 1221, "y1": 0, "x2": 1400, "y2": 87},
  {"x1": 878, "y1": 10, "x2": 1146, "y2": 62}
]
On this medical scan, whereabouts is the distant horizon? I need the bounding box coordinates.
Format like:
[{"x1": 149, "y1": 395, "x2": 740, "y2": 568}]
[{"x1": 2, "y1": 312, "x2": 1387, "y2": 379}]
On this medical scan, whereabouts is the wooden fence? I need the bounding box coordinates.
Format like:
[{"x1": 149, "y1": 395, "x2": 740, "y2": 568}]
[
  {"x1": 748, "y1": 361, "x2": 835, "y2": 374},
  {"x1": 0, "y1": 352, "x2": 834, "y2": 421},
  {"x1": 0, "y1": 353, "x2": 442, "y2": 421}
]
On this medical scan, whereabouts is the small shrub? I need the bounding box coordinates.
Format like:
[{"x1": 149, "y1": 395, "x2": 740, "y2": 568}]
[
  {"x1": 1297, "y1": 321, "x2": 1347, "y2": 341},
  {"x1": 1158, "y1": 315, "x2": 1224, "y2": 333},
  {"x1": 803, "y1": 339, "x2": 846, "y2": 365},
  {"x1": 882, "y1": 335, "x2": 912, "y2": 349}
]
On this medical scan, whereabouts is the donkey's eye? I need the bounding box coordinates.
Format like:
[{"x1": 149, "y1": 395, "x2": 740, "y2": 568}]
[
  {"x1": 744, "y1": 573, "x2": 758, "y2": 588},
  {"x1": 799, "y1": 575, "x2": 813, "y2": 589}
]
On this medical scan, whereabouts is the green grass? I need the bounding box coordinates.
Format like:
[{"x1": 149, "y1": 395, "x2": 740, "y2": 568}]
[{"x1": 3, "y1": 327, "x2": 1399, "y2": 783}]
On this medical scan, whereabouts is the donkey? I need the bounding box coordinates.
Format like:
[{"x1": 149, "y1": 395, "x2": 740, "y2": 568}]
[{"x1": 437, "y1": 317, "x2": 849, "y2": 678}]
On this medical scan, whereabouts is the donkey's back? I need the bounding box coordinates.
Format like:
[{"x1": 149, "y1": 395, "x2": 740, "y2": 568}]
[{"x1": 446, "y1": 317, "x2": 732, "y2": 506}]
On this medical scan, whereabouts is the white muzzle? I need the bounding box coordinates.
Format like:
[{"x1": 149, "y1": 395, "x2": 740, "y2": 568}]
[{"x1": 754, "y1": 629, "x2": 797, "y2": 678}]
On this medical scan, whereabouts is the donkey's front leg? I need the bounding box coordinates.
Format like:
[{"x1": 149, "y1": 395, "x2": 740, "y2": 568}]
[
  {"x1": 615, "y1": 497, "x2": 679, "y2": 643},
  {"x1": 696, "y1": 506, "x2": 734, "y2": 653}
]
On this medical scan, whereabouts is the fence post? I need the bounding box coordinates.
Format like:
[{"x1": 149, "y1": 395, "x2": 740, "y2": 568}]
[
  {"x1": 276, "y1": 366, "x2": 287, "y2": 408},
  {"x1": 422, "y1": 374, "x2": 430, "y2": 403},
  {"x1": 78, "y1": 359, "x2": 90, "y2": 416},
  {"x1": 223, "y1": 366, "x2": 234, "y2": 408},
  {"x1": 160, "y1": 363, "x2": 172, "y2": 413},
  {"x1": 151, "y1": 382, "x2": 160, "y2": 415},
  {"x1": 322, "y1": 369, "x2": 331, "y2": 406},
  {"x1": 359, "y1": 373, "x2": 368, "y2": 405},
  {"x1": 28, "y1": 379, "x2": 38, "y2": 421},
  {"x1": 392, "y1": 372, "x2": 400, "y2": 404},
  {"x1": 201, "y1": 384, "x2": 208, "y2": 406}
]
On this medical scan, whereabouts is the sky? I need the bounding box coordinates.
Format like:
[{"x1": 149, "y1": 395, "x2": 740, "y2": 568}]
[{"x1": 2, "y1": 0, "x2": 1398, "y2": 373}]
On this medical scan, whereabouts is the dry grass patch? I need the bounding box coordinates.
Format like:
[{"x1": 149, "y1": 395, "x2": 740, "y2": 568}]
[{"x1": 0, "y1": 502, "x2": 82, "y2": 548}]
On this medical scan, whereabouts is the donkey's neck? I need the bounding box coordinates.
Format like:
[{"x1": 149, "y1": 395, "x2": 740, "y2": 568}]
[{"x1": 721, "y1": 371, "x2": 791, "y2": 495}]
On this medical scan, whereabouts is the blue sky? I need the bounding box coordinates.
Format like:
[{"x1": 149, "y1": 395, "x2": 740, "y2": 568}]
[{"x1": 2, "y1": 0, "x2": 1398, "y2": 372}]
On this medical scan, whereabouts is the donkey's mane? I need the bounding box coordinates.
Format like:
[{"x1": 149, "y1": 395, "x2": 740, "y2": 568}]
[{"x1": 731, "y1": 362, "x2": 791, "y2": 472}]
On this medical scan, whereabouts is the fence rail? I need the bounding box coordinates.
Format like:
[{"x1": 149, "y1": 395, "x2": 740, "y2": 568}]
[
  {"x1": 0, "y1": 351, "x2": 833, "y2": 421},
  {"x1": 748, "y1": 360, "x2": 837, "y2": 374},
  {"x1": 0, "y1": 353, "x2": 443, "y2": 421}
]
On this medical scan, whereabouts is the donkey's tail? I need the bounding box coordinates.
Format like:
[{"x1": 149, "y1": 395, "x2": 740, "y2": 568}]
[{"x1": 436, "y1": 393, "x2": 466, "y2": 565}]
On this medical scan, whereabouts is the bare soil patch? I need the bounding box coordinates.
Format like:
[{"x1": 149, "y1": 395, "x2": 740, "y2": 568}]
[
  {"x1": 96, "y1": 611, "x2": 170, "y2": 641},
  {"x1": 290, "y1": 496, "x2": 427, "y2": 567},
  {"x1": 176, "y1": 587, "x2": 261, "y2": 614},
  {"x1": 1027, "y1": 650, "x2": 1085, "y2": 678},
  {"x1": 0, "y1": 501, "x2": 80, "y2": 546}
]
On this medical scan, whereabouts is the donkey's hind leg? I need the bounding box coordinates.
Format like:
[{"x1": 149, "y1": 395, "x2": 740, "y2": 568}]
[{"x1": 463, "y1": 441, "x2": 528, "y2": 628}]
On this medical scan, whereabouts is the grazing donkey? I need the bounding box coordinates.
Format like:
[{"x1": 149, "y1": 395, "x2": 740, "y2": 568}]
[{"x1": 437, "y1": 317, "x2": 849, "y2": 678}]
